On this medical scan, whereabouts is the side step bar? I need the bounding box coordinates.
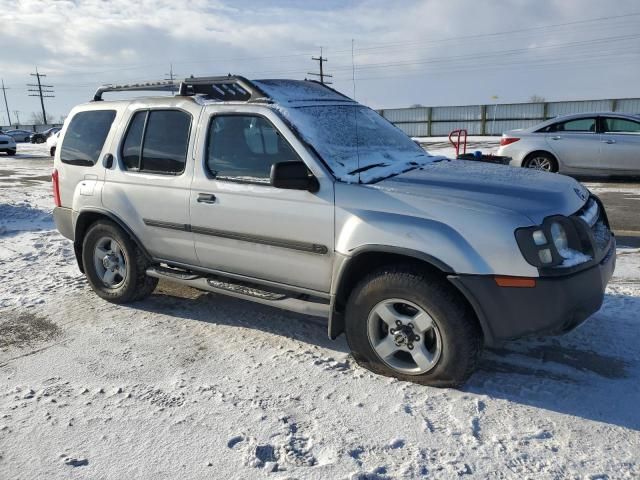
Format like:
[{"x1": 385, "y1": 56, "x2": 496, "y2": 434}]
[{"x1": 146, "y1": 267, "x2": 330, "y2": 318}]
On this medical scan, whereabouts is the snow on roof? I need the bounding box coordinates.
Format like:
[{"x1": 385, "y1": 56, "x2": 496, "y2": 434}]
[{"x1": 252, "y1": 79, "x2": 355, "y2": 104}]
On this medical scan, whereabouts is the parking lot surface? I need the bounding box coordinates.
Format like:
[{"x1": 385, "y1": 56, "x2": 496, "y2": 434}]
[{"x1": 1, "y1": 145, "x2": 639, "y2": 479}]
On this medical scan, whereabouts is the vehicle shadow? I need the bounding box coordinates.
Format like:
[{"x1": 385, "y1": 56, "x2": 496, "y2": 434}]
[{"x1": 131, "y1": 283, "x2": 640, "y2": 430}]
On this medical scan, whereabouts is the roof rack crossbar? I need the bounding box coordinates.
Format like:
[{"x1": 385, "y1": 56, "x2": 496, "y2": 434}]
[
  {"x1": 92, "y1": 75, "x2": 268, "y2": 103},
  {"x1": 93, "y1": 81, "x2": 179, "y2": 101}
]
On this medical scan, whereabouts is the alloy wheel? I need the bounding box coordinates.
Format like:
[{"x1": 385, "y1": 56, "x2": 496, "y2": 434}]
[
  {"x1": 367, "y1": 298, "x2": 442, "y2": 375},
  {"x1": 93, "y1": 236, "x2": 127, "y2": 289}
]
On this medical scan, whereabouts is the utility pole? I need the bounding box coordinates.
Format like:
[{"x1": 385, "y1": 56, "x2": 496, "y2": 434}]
[
  {"x1": 308, "y1": 48, "x2": 332, "y2": 85},
  {"x1": 164, "y1": 63, "x2": 176, "y2": 81},
  {"x1": 13, "y1": 111, "x2": 20, "y2": 126},
  {"x1": 1, "y1": 80, "x2": 11, "y2": 126},
  {"x1": 27, "y1": 68, "x2": 55, "y2": 125}
]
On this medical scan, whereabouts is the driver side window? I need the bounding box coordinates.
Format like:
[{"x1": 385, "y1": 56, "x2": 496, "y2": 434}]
[{"x1": 206, "y1": 115, "x2": 300, "y2": 184}]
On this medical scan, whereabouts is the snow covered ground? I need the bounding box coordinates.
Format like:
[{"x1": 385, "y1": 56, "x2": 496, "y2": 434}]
[{"x1": 1, "y1": 148, "x2": 639, "y2": 479}]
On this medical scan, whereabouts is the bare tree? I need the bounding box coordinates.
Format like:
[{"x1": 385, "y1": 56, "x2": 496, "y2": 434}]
[
  {"x1": 29, "y1": 111, "x2": 46, "y2": 125},
  {"x1": 529, "y1": 95, "x2": 546, "y2": 103}
]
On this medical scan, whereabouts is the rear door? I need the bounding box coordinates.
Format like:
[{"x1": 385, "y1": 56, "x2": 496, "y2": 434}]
[
  {"x1": 189, "y1": 105, "x2": 335, "y2": 293},
  {"x1": 545, "y1": 117, "x2": 600, "y2": 170},
  {"x1": 102, "y1": 98, "x2": 200, "y2": 265},
  {"x1": 599, "y1": 116, "x2": 640, "y2": 173}
]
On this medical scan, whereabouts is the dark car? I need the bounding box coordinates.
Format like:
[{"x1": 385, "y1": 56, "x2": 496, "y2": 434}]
[{"x1": 30, "y1": 127, "x2": 61, "y2": 144}]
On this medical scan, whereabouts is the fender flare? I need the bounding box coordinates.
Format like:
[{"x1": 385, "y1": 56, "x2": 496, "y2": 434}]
[
  {"x1": 73, "y1": 208, "x2": 153, "y2": 272},
  {"x1": 328, "y1": 245, "x2": 454, "y2": 339}
]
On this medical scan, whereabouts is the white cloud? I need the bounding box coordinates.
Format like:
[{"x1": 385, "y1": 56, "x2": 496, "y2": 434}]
[{"x1": 1, "y1": 0, "x2": 639, "y2": 122}]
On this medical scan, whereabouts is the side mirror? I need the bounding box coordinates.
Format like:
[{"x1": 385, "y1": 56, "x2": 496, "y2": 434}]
[{"x1": 270, "y1": 161, "x2": 319, "y2": 193}]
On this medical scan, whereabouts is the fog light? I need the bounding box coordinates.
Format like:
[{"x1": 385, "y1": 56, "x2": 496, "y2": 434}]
[
  {"x1": 532, "y1": 230, "x2": 547, "y2": 246},
  {"x1": 538, "y1": 248, "x2": 553, "y2": 264}
]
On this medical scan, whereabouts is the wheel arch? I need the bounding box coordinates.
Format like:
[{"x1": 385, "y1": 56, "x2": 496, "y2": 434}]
[
  {"x1": 328, "y1": 246, "x2": 487, "y2": 341},
  {"x1": 73, "y1": 208, "x2": 152, "y2": 273}
]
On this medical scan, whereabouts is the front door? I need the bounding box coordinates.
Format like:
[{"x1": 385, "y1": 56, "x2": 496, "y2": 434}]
[
  {"x1": 189, "y1": 107, "x2": 335, "y2": 293},
  {"x1": 599, "y1": 116, "x2": 640, "y2": 173}
]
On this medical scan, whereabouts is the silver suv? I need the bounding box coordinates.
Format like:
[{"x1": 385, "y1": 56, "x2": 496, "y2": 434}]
[{"x1": 52, "y1": 76, "x2": 616, "y2": 386}]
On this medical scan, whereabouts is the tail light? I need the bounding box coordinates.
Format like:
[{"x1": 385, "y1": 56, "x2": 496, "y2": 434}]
[
  {"x1": 52, "y1": 168, "x2": 61, "y2": 207},
  {"x1": 500, "y1": 137, "x2": 520, "y2": 146}
]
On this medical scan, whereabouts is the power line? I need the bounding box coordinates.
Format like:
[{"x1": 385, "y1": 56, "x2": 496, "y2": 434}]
[
  {"x1": 27, "y1": 67, "x2": 55, "y2": 125},
  {"x1": 308, "y1": 47, "x2": 332, "y2": 84},
  {"x1": 1, "y1": 79, "x2": 11, "y2": 125}
]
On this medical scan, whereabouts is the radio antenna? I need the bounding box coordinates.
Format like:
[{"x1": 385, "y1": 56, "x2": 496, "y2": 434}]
[{"x1": 352, "y1": 39, "x2": 361, "y2": 183}]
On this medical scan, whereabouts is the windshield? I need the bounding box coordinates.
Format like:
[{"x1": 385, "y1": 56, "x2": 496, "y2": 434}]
[{"x1": 277, "y1": 104, "x2": 438, "y2": 183}]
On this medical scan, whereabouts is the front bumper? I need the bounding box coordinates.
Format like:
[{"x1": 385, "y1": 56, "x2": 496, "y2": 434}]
[{"x1": 449, "y1": 237, "x2": 616, "y2": 345}]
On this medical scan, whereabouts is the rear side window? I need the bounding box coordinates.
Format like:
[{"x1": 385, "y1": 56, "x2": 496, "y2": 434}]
[
  {"x1": 206, "y1": 115, "x2": 299, "y2": 183},
  {"x1": 60, "y1": 110, "x2": 116, "y2": 166},
  {"x1": 120, "y1": 109, "x2": 191, "y2": 174},
  {"x1": 544, "y1": 118, "x2": 596, "y2": 133},
  {"x1": 602, "y1": 118, "x2": 640, "y2": 133}
]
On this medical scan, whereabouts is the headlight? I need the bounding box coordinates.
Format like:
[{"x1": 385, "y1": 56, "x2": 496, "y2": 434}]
[
  {"x1": 550, "y1": 222, "x2": 568, "y2": 253},
  {"x1": 515, "y1": 216, "x2": 592, "y2": 269}
]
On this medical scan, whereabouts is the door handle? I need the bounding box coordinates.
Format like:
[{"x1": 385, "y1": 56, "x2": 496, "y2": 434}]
[
  {"x1": 601, "y1": 139, "x2": 616, "y2": 144},
  {"x1": 551, "y1": 136, "x2": 562, "y2": 140},
  {"x1": 197, "y1": 193, "x2": 217, "y2": 204}
]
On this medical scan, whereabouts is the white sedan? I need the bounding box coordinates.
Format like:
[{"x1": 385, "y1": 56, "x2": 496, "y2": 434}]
[{"x1": 497, "y1": 113, "x2": 640, "y2": 176}]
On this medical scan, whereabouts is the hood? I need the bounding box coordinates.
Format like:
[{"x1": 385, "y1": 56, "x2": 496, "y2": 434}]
[
  {"x1": 370, "y1": 160, "x2": 588, "y2": 224},
  {"x1": 0, "y1": 133, "x2": 14, "y2": 142}
]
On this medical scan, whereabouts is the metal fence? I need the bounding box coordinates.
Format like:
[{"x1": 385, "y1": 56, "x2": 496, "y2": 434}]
[{"x1": 378, "y1": 98, "x2": 640, "y2": 137}]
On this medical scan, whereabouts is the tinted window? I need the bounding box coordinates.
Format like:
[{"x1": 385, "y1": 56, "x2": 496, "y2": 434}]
[
  {"x1": 603, "y1": 118, "x2": 640, "y2": 133},
  {"x1": 550, "y1": 118, "x2": 596, "y2": 133},
  {"x1": 206, "y1": 115, "x2": 299, "y2": 183},
  {"x1": 142, "y1": 110, "x2": 191, "y2": 173},
  {"x1": 60, "y1": 110, "x2": 116, "y2": 166},
  {"x1": 122, "y1": 111, "x2": 145, "y2": 170},
  {"x1": 120, "y1": 110, "x2": 191, "y2": 174}
]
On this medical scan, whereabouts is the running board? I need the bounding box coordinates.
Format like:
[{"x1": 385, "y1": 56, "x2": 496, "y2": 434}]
[{"x1": 146, "y1": 267, "x2": 330, "y2": 318}]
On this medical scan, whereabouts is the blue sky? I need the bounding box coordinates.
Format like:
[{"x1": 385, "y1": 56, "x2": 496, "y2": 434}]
[{"x1": 1, "y1": 0, "x2": 639, "y2": 124}]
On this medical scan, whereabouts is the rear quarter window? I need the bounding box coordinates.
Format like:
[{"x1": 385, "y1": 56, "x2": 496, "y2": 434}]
[{"x1": 60, "y1": 110, "x2": 116, "y2": 166}]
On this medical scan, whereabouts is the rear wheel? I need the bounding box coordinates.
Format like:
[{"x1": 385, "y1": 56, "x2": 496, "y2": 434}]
[
  {"x1": 82, "y1": 220, "x2": 157, "y2": 303},
  {"x1": 345, "y1": 265, "x2": 483, "y2": 387},
  {"x1": 523, "y1": 152, "x2": 558, "y2": 172}
]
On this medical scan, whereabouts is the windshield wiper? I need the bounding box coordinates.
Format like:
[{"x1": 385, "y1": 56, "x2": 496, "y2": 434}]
[{"x1": 348, "y1": 162, "x2": 387, "y2": 175}]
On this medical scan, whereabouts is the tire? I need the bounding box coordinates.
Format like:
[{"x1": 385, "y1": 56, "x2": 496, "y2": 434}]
[
  {"x1": 50, "y1": 147, "x2": 56, "y2": 157},
  {"x1": 7, "y1": 149, "x2": 16, "y2": 156},
  {"x1": 36, "y1": 137, "x2": 45, "y2": 144},
  {"x1": 523, "y1": 152, "x2": 558, "y2": 172},
  {"x1": 344, "y1": 265, "x2": 483, "y2": 387},
  {"x1": 82, "y1": 220, "x2": 158, "y2": 303}
]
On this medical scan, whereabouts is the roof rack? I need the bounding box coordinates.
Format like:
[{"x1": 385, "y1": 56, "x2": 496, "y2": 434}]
[
  {"x1": 93, "y1": 75, "x2": 268, "y2": 102},
  {"x1": 93, "y1": 80, "x2": 179, "y2": 101}
]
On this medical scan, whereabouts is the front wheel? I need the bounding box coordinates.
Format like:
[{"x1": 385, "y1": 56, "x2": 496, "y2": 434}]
[
  {"x1": 345, "y1": 265, "x2": 483, "y2": 387},
  {"x1": 82, "y1": 220, "x2": 158, "y2": 303},
  {"x1": 6, "y1": 149, "x2": 16, "y2": 156}
]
